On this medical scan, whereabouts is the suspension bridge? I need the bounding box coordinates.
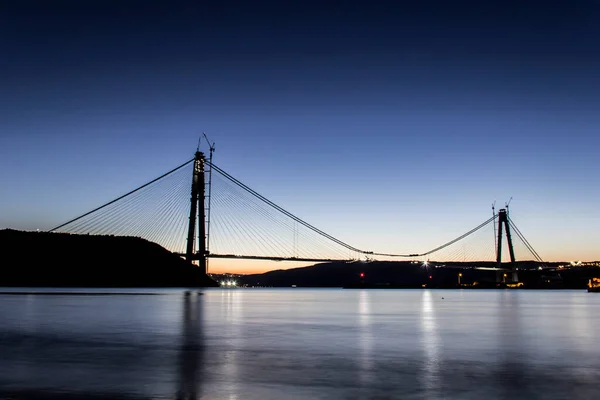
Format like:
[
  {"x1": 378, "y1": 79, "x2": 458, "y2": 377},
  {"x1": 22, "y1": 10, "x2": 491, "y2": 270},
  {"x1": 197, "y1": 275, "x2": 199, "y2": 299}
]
[{"x1": 48, "y1": 148, "x2": 545, "y2": 283}]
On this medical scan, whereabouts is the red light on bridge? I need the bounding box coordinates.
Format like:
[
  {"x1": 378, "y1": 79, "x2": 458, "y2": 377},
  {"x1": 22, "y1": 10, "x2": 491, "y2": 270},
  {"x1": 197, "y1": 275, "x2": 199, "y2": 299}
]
[
  {"x1": 359, "y1": 273, "x2": 365, "y2": 278},
  {"x1": 429, "y1": 275, "x2": 433, "y2": 279}
]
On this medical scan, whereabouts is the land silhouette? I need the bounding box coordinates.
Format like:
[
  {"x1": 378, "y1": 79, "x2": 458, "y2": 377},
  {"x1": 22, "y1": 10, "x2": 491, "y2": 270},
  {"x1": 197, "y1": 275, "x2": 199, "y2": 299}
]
[
  {"x1": 1, "y1": 230, "x2": 597, "y2": 289},
  {"x1": 235, "y1": 260, "x2": 599, "y2": 289},
  {"x1": 0, "y1": 230, "x2": 218, "y2": 287}
]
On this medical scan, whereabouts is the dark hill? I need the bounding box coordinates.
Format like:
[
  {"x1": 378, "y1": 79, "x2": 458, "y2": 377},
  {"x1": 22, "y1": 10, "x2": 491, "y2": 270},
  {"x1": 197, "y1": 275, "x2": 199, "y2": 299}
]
[
  {"x1": 239, "y1": 261, "x2": 431, "y2": 288},
  {"x1": 0, "y1": 230, "x2": 218, "y2": 287},
  {"x1": 239, "y1": 260, "x2": 599, "y2": 289}
]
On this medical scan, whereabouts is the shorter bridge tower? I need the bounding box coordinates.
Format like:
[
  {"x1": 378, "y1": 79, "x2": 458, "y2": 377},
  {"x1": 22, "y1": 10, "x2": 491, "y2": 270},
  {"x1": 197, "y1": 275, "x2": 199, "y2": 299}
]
[{"x1": 496, "y1": 208, "x2": 517, "y2": 283}]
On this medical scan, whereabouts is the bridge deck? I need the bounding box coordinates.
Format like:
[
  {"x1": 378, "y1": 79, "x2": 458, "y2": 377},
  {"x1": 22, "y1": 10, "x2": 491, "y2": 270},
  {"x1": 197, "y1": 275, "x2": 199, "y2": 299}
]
[
  {"x1": 177, "y1": 253, "x2": 516, "y2": 270},
  {"x1": 177, "y1": 253, "x2": 352, "y2": 263}
]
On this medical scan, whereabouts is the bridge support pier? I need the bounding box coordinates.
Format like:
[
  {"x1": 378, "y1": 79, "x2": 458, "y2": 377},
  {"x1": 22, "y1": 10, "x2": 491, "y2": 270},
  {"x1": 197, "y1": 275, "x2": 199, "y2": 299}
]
[
  {"x1": 496, "y1": 208, "x2": 517, "y2": 283},
  {"x1": 186, "y1": 151, "x2": 207, "y2": 274}
]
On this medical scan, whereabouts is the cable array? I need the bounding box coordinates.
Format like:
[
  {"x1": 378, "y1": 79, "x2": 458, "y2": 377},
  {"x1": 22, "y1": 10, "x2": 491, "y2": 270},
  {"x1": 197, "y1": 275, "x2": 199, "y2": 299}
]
[
  {"x1": 419, "y1": 214, "x2": 545, "y2": 264},
  {"x1": 508, "y1": 218, "x2": 546, "y2": 264},
  {"x1": 49, "y1": 160, "x2": 194, "y2": 254},
  {"x1": 209, "y1": 166, "x2": 361, "y2": 261},
  {"x1": 423, "y1": 218, "x2": 498, "y2": 263}
]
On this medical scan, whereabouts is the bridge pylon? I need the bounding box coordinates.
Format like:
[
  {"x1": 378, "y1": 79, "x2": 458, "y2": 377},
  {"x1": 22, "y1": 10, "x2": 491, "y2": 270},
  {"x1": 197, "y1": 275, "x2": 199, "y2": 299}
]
[
  {"x1": 185, "y1": 151, "x2": 207, "y2": 273},
  {"x1": 496, "y1": 208, "x2": 517, "y2": 283}
]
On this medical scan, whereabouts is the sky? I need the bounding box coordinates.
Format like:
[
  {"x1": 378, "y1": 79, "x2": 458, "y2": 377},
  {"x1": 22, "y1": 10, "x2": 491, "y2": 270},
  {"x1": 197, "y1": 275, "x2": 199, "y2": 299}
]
[{"x1": 1, "y1": 0, "x2": 599, "y2": 273}]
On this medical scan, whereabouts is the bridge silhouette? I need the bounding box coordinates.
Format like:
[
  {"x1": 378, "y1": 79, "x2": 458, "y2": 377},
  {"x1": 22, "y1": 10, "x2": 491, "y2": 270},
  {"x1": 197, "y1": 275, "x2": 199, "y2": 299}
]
[{"x1": 49, "y1": 149, "x2": 545, "y2": 283}]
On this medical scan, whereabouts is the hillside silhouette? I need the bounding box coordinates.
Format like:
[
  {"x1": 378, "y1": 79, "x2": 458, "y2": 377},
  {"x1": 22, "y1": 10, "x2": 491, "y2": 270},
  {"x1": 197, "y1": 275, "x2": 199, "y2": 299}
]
[
  {"x1": 0, "y1": 230, "x2": 218, "y2": 287},
  {"x1": 239, "y1": 260, "x2": 598, "y2": 289}
]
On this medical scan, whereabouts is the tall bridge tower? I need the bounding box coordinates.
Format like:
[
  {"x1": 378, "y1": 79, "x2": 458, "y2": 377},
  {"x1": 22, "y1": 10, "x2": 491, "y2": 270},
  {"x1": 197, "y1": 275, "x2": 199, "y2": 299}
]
[
  {"x1": 185, "y1": 151, "x2": 207, "y2": 273},
  {"x1": 496, "y1": 208, "x2": 517, "y2": 283}
]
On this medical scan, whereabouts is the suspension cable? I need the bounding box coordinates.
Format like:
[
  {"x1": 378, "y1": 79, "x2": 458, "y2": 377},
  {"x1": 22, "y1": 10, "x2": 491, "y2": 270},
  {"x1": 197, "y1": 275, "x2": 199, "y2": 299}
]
[
  {"x1": 421, "y1": 215, "x2": 496, "y2": 256},
  {"x1": 209, "y1": 161, "x2": 496, "y2": 258}
]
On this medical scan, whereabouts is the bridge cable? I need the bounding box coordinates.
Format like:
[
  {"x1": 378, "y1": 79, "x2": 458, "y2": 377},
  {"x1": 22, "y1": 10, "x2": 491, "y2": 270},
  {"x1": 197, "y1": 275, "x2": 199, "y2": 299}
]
[
  {"x1": 214, "y1": 174, "x2": 352, "y2": 259},
  {"x1": 420, "y1": 215, "x2": 496, "y2": 256},
  {"x1": 508, "y1": 219, "x2": 545, "y2": 263},
  {"x1": 209, "y1": 162, "x2": 371, "y2": 254},
  {"x1": 508, "y1": 220, "x2": 542, "y2": 262},
  {"x1": 48, "y1": 158, "x2": 194, "y2": 233}
]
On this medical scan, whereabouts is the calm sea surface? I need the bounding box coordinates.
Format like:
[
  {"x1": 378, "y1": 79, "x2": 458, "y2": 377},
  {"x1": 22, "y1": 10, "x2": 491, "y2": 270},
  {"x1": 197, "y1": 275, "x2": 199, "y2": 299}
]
[{"x1": 0, "y1": 288, "x2": 598, "y2": 400}]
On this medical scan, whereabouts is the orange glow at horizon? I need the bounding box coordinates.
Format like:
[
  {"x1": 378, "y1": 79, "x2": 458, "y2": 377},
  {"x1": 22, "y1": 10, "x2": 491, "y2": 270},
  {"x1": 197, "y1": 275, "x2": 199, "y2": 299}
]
[
  {"x1": 206, "y1": 252, "x2": 600, "y2": 275},
  {"x1": 207, "y1": 259, "x2": 314, "y2": 275}
]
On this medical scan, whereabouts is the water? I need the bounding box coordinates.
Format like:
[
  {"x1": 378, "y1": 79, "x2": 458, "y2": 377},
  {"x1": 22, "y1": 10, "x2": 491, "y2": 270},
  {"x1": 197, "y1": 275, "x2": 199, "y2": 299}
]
[{"x1": 0, "y1": 288, "x2": 598, "y2": 399}]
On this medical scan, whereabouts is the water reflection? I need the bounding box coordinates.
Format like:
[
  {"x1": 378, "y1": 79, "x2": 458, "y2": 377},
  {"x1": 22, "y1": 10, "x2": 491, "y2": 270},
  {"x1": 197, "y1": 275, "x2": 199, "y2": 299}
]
[
  {"x1": 420, "y1": 290, "x2": 440, "y2": 396},
  {"x1": 219, "y1": 289, "x2": 244, "y2": 398},
  {"x1": 357, "y1": 290, "x2": 374, "y2": 387},
  {"x1": 569, "y1": 293, "x2": 593, "y2": 351},
  {"x1": 495, "y1": 291, "x2": 531, "y2": 398},
  {"x1": 176, "y1": 291, "x2": 204, "y2": 400},
  {"x1": 2, "y1": 289, "x2": 600, "y2": 399}
]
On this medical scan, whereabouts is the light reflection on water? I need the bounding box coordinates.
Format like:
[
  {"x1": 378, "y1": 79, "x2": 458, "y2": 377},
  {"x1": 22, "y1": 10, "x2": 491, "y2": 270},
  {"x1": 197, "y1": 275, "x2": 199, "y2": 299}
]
[
  {"x1": 0, "y1": 288, "x2": 599, "y2": 399},
  {"x1": 357, "y1": 290, "x2": 373, "y2": 389},
  {"x1": 420, "y1": 290, "x2": 440, "y2": 397}
]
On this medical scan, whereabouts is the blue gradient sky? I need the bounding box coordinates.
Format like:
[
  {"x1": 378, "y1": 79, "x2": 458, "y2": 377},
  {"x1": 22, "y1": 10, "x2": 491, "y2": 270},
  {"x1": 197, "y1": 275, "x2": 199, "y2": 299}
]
[{"x1": 1, "y1": 1, "x2": 599, "y2": 270}]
